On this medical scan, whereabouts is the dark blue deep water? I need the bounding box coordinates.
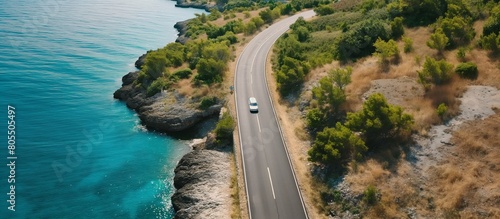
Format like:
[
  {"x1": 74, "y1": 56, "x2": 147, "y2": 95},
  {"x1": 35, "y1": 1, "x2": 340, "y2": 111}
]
[{"x1": 0, "y1": 0, "x2": 202, "y2": 218}]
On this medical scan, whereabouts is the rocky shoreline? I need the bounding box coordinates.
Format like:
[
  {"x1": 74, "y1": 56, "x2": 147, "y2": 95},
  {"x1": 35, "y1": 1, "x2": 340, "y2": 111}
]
[
  {"x1": 114, "y1": 3, "x2": 233, "y2": 217},
  {"x1": 113, "y1": 70, "x2": 222, "y2": 133},
  {"x1": 172, "y1": 134, "x2": 232, "y2": 219}
]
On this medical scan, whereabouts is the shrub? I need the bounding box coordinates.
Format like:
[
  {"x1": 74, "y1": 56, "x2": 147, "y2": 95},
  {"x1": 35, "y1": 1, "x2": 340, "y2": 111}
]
[
  {"x1": 373, "y1": 38, "x2": 399, "y2": 65},
  {"x1": 403, "y1": 36, "x2": 413, "y2": 53},
  {"x1": 363, "y1": 185, "x2": 378, "y2": 205},
  {"x1": 346, "y1": 93, "x2": 414, "y2": 146},
  {"x1": 308, "y1": 123, "x2": 367, "y2": 166},
  {"x1": 314, "y1": 4, "x2": 335, "y2": 16},
  {"x1": 333, "y1": 19, "x2": 391, "y2": 61},
  {"x1": 456, "y1": 47, "x2": 468, "y2": 61},
  {"x1": 436, "y1": 103, "x2": 448, "y2": 119},
  {"x1": 215, "y1": 112, "x2": 234, "y2": 140},
  {"x1": 390, "y1": 17, "x2": 404, "y2": 39},
  {"x1": 147, "y1": 78, "x2": 170, "y2": 97},
  {"x1": 436, "y1": 16, "x2": 476, "y2": 46},
  {"x1": 455, "y1": 62, "x2": 478, "y2": 80},
  {"x1": 195, "y1": 58, "x2": 227, "y2": 84},
  {"x1": 479, "y1": 33, "x2": 500, "y2": 52},
  {"x1": 427, "y1": 28, "x2": 449, "y2": 54},
  {"x1": 306, "y1": 108, "x2": 325, "y2": 131},
  {"x1": 199, "y1": 96, "x2": 218, "y2": 110},
  {"x1": 417, "y1": 57, "x2": 454, "y2": 88},
  {"x1": 172, "y1": 68, "x2": 192, "y2": 79},
  {"x1": 276, "y1": 57, "x2": 310, "y2": 96},
  {"x1": 143, "y1": 52, "x2": 167, "y2": 79}
]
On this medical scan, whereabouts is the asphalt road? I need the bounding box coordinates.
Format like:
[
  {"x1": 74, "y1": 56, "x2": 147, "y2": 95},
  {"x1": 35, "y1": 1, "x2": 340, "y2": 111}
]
[{"x1": 234, "y1": 11, "x2": 316, "y2": 219}]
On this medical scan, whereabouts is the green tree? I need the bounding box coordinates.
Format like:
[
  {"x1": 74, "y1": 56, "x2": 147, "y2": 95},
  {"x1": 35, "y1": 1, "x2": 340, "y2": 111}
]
[
  {"x1": 310, "y1": 67, "x2": 352, "y2": 124},
  {"x1": 202, "y1": 42, "x2": 231, "y2": 63},
  {"x1": 373, "y1": 38, "x2": 400, "y2": 65},
  {"x1": 346, "y1": 93, "x2": 414, "y2": 145},
  {"x1": 334, "y1": 19, "x2": 391, "y2": 60},
  {"x1": 294, "y1": 26, "x2": 311, "y2": 42},
  {"x1": 482, "y1": 4, "x2": 500, "y2": 36},
  {"x1": 250, "y1": 17, "x2": 265, "y2": 29},
  {"x1": 417, "y1": 56, "x2": 454, "y2": 88},
  {"x1": 195, "y1": 58, "x2": 226, "y2": 84},
  {"x1": 244, "y1": 21, "x2": 257, "y2": 35},
  {"x1": 390, "y1": 17, "x2": 405, "y2": 39},
  {"x1": 312, "y1": 77, "x2": 346, "y2": 114},
  {"x1": 143, "y1": 52, "x2": 167, "y2": 80},
  {"x1": 165, "y1": 42, "x2": 186, "y2": 67},
  {"x1": 276, "y1": 35, "x2": 304, "y2": 67},
  {"x1": 387, "y1": 0, "x2": 447, "y2": 27},
  {"x1": 276, "y1": 57, "x2": 309, "y2": 95},
  {"x1": 479, "y1": 33, "x2": 500, "y2": 52},
  {"x1": 426, "y1": 28, "x2": 449, "y2": 55},
  {"x1": 259, "y1": 9, "x2": 274, "y2": 24},
  {"x1": 437, "y1": 16, "x2": 475, "y2": 46},
  {"x1": 308, "y1": 123, "x2": 367, "y2": 166},
  {"x1": 329, "y1": 67, "x2": 352, "y2": 91},
  {"x1": 314, "y1": 4, "x2": 335, "y2": 16},
  {"x1": 306, "y1": 108, "x2": 326, "y2": 131}
]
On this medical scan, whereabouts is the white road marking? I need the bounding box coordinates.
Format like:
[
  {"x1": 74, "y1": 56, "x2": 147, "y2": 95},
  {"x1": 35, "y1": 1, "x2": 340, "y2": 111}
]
[
  {"x1": 267, "y1": 167, "x2": 276, "y2": 200},
  {"x1": 250, "y1": 72, "x2": 253, "y2": 84},
  {"x1": 256, "y1": 115, "x2": 262, "y2": 132}
]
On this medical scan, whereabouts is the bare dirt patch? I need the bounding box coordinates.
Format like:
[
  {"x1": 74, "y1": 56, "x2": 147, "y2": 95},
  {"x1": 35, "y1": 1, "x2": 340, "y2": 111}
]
[{"x1": 362, "y1": 77, "x2": 425, "y2": 106}]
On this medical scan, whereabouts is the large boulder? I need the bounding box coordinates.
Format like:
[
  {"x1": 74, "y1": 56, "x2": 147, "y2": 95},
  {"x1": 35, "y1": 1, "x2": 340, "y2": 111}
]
[{"x1": 171, "y1": 149, "x2": 231, "y2": 219}]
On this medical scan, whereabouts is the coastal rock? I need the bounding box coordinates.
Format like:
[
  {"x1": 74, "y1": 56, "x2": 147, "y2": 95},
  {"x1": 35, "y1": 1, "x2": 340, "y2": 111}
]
[
  {"x1": 113, "y1": 71, "x2": 222, "y2": 132},
  {"x1": 121, "y1": 71, "x2": 139, "y2": 86},
  {"x1": 174, "y1": 20, "x2": 190, "y2": 44},
  {"x1": 139, "y1": 100, "x2": 222, "y2": 132},
  {"x1": 173, "y1": 0, "x2": 217, "y2": 11},
  {"x1": 172, "y1": 149, "x2": 231, "y2": 219},
  {"x1": 135, "y1": 53, "x2": 148, "y2": 69}
]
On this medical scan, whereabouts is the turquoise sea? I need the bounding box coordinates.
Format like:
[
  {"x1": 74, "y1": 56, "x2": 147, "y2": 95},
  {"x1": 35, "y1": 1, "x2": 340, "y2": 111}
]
[{"x1": 0, "y1": 0, "x2": 203, "y2": 218}]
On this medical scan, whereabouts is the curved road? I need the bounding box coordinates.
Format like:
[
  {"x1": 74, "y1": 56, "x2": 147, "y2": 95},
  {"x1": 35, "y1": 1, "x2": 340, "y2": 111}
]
[{"x1": 234, "y1": 11, "x2": 316, "y2": 219}]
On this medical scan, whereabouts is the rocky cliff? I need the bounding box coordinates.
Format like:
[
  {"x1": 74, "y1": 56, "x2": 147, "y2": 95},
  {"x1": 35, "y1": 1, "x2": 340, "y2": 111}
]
[
  {"x1": 113, "y1": 71, "x2": 222, "y2": 133},
  {"x1": 171, "y1": 136, "x2": 232, "y2": 219}
]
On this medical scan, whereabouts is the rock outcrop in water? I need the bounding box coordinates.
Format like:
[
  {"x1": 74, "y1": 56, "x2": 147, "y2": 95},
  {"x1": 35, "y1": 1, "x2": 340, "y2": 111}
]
[
  {"x1": 171, "y1": 135, "x2": 232, "y2": 219},
  {"x1": 113, "y1": 70, "x2": 222, "y2": 132},
  {"x1": 173, "y1": 0, "x2": 218, "y2": 11}
]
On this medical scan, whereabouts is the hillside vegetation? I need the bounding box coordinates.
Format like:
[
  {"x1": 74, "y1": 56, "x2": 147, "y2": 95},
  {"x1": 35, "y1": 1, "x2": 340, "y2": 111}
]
[{"x1": 271, "y1": 0, "x2": 500, "y2": 218}]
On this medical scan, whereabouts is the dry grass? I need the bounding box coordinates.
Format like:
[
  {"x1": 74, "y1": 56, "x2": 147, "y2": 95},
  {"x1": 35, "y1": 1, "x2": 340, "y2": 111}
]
[
  {"x1": 300, "y1": 19, "x2": 500, "y2": 218},
  {"x1": 229, "y1": 153, "x2": 241, "y2": 219},
  {"x1": 211, "y1": 8, "x2": 264, "y2": 27},
  {"x1": 428, "y1": 113, "x2": 500, "y2": 218}
]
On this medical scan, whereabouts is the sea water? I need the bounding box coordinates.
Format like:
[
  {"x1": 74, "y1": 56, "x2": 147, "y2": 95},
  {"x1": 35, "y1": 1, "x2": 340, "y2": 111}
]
[{"x1": 0, "y1": 0, "x2": 202, "y2": 218}]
